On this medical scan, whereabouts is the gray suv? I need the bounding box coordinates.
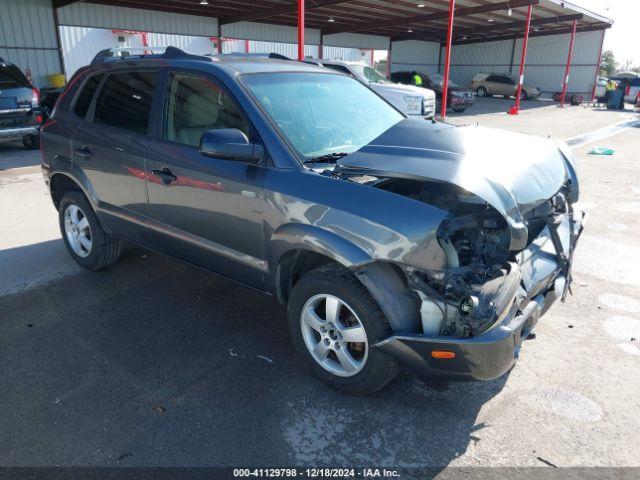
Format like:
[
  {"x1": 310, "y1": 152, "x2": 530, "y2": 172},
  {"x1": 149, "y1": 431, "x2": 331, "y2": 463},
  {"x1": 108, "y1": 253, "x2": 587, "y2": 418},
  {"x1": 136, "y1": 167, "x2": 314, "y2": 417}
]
[{"x1": 41, "y1": 48, "x2": 585, "y2": 394}]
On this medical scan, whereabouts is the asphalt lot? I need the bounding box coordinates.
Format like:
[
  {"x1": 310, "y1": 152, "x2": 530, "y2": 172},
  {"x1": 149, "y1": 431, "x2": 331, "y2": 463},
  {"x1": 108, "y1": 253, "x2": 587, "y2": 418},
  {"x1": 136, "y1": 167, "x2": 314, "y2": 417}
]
[{"x1": 1, "y1": 98, "x2": 639, "y2": 468}]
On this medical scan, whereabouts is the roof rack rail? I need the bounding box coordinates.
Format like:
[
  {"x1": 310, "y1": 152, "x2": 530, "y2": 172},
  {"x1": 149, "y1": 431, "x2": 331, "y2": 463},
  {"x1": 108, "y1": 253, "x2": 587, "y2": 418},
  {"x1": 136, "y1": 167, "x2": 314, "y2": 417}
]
[
  {"x1": 206, "y1": 52, "x2": 292, "y2": 61},
  {"x1": 91, "y1": 46, "x2": 211, "y2": 65}
]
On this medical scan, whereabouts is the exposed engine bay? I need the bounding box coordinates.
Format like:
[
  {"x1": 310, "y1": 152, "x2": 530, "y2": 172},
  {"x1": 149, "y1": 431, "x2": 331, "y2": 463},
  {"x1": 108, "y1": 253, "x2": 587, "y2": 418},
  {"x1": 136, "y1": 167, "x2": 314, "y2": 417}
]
[{"x1": 319, "y1": 166, "x2": 577, "y2": 340}]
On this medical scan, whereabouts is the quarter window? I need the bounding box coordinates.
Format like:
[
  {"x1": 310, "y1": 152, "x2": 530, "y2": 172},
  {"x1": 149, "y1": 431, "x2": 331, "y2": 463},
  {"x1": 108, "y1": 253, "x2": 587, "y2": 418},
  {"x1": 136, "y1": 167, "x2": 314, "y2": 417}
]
[
  {"x1": 94, "y1": 71, "x2": 157, "y2": 134},
  {"x1": 73, "y1": 74, "x2": 103, "y2": 118},
  {"x1": 164, "y1": 73, "x2": 249, "y2": 147}
]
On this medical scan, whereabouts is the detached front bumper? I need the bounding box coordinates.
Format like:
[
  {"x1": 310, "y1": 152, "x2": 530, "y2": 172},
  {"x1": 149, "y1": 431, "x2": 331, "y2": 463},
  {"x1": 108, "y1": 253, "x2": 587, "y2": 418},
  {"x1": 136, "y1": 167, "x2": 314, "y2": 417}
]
[{"x1": 374, "y1": 209, "x2": 586, "y2": 381}]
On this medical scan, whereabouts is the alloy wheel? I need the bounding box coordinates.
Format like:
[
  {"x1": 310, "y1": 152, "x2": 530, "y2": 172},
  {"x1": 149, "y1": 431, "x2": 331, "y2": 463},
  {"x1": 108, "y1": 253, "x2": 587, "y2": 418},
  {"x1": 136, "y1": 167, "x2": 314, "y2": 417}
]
[
  {"x1": 64, "y1": 204, "x2": 92, "y2": 258},
  {"x1": 300, "y1": 294, "x2": 369, "y2": 377}
]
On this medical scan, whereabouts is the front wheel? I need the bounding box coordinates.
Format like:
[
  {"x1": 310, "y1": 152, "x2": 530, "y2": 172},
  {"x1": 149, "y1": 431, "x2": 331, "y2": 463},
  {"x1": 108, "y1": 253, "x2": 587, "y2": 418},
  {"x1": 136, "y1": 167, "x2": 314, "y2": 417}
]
[
  {"x1": 476, "y1": 86, "x2": 488, "y2": 97},
  {"x1": 287, "y1": 264, "x2": 399, "y2": 394},
  {"x1": 59, "y1": 191, "x2": 122, "y2": 270},
  {"x1": 519, "y1": 90, "x2": 529, "y2": 101}
]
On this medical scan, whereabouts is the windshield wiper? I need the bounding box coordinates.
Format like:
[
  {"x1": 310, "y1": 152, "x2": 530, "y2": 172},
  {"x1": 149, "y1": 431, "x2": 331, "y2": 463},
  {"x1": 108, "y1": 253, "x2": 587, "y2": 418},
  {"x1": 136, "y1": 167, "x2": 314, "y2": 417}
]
[{"x1": 304, "y1": 152, "x2": 350, "y2": 164}]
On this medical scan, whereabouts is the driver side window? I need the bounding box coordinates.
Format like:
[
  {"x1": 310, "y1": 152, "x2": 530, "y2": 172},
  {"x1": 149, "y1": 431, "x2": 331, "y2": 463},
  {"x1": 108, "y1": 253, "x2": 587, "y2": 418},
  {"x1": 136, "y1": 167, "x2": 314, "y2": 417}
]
[{"x1": 164, "y1": 73, "x2": 250, "y2": 147}]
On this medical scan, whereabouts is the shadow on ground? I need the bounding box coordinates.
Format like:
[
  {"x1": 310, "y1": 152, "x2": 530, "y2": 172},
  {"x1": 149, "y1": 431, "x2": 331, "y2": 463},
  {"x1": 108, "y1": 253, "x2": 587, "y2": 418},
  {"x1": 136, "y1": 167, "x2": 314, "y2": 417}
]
[
  {"x1": 447, "y1": 96, "x2": 555, "y2": 117},
  {"x1": 0, "y1": 243, "x2": 508, "y2": 468},
  {"x1": 0, "y1": 143, "x2": 40, "y2": 170}
]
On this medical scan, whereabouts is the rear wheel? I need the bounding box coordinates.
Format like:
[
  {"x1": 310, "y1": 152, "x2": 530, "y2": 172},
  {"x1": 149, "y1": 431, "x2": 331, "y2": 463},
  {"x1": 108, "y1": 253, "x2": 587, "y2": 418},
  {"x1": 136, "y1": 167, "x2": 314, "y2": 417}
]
[
  {"x1": 22, "y1": 134, "x2": 40, "y2": 150},
  {"x1": 520, "y1": 90, "x2": 529, "y2": 101},
  {"x1": 58, "y1": 191, "x2": 121, "y2": 270},
  {"x1": 287, "y1": 263, "x2": 399, "y2": 394}
]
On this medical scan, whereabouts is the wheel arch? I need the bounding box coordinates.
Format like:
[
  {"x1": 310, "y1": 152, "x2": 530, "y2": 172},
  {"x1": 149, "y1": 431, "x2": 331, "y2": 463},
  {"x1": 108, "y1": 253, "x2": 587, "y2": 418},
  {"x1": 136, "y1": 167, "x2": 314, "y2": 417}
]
[
  {"x1": 271, "y1": 223, "x2": 372, "y2": 303},
  {"x1": 271, "y1": 224, "x2": 421, "y2": 334},
  {"x1": 50, "y1": 172, "x2": 86, "y2": 210}
]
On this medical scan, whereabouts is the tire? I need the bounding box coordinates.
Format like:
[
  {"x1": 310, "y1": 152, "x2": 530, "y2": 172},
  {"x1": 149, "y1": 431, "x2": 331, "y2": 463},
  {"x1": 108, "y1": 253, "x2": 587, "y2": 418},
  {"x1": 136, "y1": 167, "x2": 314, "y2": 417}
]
[
  {"x1": 287, "y1": 263, "x2": 400, "y2": 394},
  {"x1": 520, "y1": 90, "x2": 529, "y2": 101},
  {"x1": 452, "y1": 107, "x2": 466, "y2": 113},
  {"x1": 58, "y1": 191, "x2": 121, "y2": 270},
  {"x1": 476, "y1": 86, "x2": 488, "y2": 97},
  {"x1": 22, "y1": 134, "x2": 40, "y2": 150}
]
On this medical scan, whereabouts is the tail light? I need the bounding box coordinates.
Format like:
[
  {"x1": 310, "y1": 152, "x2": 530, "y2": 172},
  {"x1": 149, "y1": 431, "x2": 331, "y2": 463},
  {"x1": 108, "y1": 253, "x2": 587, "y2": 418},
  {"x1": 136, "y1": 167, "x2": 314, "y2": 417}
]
[
  {"x1": 625, "y1": 84, "x2": 631, "y2": 95},
  {"x1": 31, "y1": 88, "x2": 40, "y2": 107}
]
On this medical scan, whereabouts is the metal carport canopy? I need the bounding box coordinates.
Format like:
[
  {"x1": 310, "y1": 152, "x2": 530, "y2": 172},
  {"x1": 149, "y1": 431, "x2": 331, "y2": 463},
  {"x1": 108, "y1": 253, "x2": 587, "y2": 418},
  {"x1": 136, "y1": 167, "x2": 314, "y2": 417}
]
[{"x1": 55, "y1": 0, "x2": 612, "y2": 47}]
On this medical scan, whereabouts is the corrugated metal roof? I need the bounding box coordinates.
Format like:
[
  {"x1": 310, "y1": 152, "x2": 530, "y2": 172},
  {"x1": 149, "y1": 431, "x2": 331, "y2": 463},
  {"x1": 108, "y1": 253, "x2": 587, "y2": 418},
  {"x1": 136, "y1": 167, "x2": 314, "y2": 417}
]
[{"x1": 60, "y1": 0, "x2": 612, "y2": 46}]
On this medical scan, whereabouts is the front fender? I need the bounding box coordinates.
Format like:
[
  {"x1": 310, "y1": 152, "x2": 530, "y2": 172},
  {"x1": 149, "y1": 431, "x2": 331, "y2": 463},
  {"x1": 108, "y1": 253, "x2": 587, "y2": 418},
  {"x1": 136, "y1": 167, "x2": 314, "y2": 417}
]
[
  {"x1": 270, "y1": 224, "x2": 422, "y2": 334},
  {"x1": 270, "y1": 223, "x2": 373, "y2": 271}
]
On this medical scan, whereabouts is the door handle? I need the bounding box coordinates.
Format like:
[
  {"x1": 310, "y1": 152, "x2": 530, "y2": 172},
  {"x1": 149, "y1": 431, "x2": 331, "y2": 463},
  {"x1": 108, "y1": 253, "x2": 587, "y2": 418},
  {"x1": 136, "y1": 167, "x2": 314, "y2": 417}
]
[
  {"x1": 74, "y1": 146, "x2": 92, "y2": 159},
  {"x1": 151, "y1": 167, "x2": 177, "y2": 186}
]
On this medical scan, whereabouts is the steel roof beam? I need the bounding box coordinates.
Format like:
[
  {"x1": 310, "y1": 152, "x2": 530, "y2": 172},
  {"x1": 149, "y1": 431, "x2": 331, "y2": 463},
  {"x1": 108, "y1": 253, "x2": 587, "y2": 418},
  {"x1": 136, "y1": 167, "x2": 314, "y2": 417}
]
[
  {"x1": 219, "y1": 0, "x2": 351, "y2": 25},
  {"x1": 52, "y1": 0, "x2": 81, "y2": 7},
  {"x1": 388, "y1": 12, "x2": 582, "y2": 41},
  {"x1": 451, "y1": 23, "x2": 610, "y2": 45},
  {"x1": 323, "y1": 0, "x2": 539, "y2": 35}
]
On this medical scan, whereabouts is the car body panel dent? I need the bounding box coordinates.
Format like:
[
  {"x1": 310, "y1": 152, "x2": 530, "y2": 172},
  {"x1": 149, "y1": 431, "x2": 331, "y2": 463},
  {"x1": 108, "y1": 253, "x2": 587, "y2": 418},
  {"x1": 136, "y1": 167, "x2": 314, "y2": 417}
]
[{"x1": 263, "y1": 168, "x2": 450, "y2": 279}]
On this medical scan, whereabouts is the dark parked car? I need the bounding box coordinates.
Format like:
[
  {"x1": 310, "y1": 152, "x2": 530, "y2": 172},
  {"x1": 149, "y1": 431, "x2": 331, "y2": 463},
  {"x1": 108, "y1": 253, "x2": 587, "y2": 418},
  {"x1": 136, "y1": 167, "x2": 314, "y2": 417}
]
[
  {"x1": 0, "y1": 58, "x2": 42, "y2": 149},
  {"x1": 391, "y1": 71, "x2": 475, "y2": 112},
  {"x1": 41, "y1": 47, "x2": 585, "y2": 394}
]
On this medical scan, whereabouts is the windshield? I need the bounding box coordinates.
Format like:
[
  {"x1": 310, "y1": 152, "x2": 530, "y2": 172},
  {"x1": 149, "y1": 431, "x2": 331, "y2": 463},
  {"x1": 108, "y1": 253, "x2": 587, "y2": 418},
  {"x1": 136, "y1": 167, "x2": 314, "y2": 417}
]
[
  {"x1": 242, "y1": 72, "x2": 404, "y2": 160},
  {"x1": 427, "y1": 73, "x2": 459, "y2": 88},
  {"x1": 351, "y1": 65, "x2": 389, "y2": 84},
  {"x1": 0, "y1": 64, "x2": 30, "y2": 89}
]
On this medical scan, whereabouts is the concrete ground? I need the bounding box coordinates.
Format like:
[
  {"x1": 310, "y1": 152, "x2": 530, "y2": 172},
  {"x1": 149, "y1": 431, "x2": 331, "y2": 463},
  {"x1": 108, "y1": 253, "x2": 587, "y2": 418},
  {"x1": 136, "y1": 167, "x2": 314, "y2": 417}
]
[{"x1": 1, "y1": 103, "x2": 639, "y2": 469}]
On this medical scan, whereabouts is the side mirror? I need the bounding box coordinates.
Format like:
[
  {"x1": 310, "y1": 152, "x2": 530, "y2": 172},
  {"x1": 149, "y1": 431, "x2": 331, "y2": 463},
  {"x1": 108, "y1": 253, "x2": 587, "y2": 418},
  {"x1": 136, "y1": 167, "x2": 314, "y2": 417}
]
[{"x1": 199, "y1": 128, "x2": 263, "y2": 162}]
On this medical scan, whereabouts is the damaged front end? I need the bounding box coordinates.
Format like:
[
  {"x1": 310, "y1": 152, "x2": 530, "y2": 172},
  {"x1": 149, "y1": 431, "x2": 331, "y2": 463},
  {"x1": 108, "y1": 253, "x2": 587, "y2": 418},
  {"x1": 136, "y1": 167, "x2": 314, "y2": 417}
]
[
  {"x1": 330, "y1": 120, "x2": 586, "y2": 380},
  {"x1": 373, "y1": 179, "x2": 585, "y2": 380}
]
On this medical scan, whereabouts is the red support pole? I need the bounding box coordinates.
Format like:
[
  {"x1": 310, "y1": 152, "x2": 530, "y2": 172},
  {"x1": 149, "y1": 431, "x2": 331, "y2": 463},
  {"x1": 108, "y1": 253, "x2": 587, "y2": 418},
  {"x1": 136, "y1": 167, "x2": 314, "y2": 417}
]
[
  {"x1": 245, "y1": 39, "x2": 250, "y2": 53},
  {"x1": 508, "y1": 4, "x2": 533, "y2": 115},
  {"x1": 297, "y1": 0, "x2": 305, "y2": 61},
  {"x1": 440, "y1": 0, "x2": 455, "y2": 119},
  {"x1": 560, "y1": 20, "x2": 577, "y2": 108},
  {"x1": 141, "y1": 32, "x2": 149, "y2": 55}
]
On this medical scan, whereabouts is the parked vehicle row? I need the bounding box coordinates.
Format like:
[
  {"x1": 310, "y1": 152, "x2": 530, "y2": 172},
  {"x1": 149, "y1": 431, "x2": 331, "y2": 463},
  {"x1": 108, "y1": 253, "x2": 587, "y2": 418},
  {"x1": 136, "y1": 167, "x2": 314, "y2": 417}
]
[
  {"x1": 305, "y1": 59, "x2": 437, "y2": 118},
  {"x1": 41, "y1": 47, "x2": 585, "y2": 394},
  {"x1": 0, "y1": 58, "x2": 42, "y2": 149},
  {"x1": 390, "y1": 71, "x2": 475, "y2": 112}
]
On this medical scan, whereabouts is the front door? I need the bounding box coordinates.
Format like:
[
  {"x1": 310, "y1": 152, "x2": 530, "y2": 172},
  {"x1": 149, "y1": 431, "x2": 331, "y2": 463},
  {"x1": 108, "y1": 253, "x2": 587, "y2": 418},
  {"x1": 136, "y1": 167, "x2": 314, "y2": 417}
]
[
  {"x1": 145, "y1": 71, "x2": 267, "y2": 289},
  {"x1": 72, "y1": 70, "x2": 158, "y2": 243}
]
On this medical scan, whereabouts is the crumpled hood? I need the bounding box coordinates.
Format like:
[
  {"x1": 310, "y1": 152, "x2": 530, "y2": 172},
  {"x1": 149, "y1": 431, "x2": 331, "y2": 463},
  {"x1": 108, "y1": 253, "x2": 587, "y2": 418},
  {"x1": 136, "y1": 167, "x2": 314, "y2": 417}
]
[{"x1": 337, "y1": 118, "x2": 573, "y2": 251}]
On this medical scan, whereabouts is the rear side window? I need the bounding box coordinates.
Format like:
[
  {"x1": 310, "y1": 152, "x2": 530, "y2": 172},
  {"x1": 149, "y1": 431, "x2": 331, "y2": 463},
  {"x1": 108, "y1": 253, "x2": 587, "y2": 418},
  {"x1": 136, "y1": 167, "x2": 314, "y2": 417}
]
[
  {"x1": 94, "y1": 71, "x2": 157, "y2": 134},
  {"x1": 73, "y1": 74, "x2": 103, "y2": 118},
  {"x1": 0, "y1": 64, "x2": 30, "y2": 89}
]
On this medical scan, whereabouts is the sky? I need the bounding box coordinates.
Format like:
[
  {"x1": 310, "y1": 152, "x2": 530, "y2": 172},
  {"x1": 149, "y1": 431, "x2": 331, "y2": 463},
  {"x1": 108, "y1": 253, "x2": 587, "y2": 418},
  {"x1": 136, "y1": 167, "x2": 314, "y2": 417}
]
[{"x1": 574, "y1": 0, "x2": 639, "y2": 69}]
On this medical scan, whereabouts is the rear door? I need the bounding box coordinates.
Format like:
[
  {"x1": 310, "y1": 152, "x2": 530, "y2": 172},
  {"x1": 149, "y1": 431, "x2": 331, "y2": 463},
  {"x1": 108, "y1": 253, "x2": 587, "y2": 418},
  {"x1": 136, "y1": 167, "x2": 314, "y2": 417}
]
[
  {"x1": 496, "y1": 75, "x2": 516, "y2": 96},
  {"x1": 72, "y1": 69, "x2": 159, "y2": 242},
  {"x1": 145, "y1": 70, "x2": 267, "y2": 288}
]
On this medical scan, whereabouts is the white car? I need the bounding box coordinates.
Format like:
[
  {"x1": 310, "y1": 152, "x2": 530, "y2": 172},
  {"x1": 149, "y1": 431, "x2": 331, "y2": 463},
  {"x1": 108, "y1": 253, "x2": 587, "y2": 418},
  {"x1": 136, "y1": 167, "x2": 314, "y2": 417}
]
[{"x1": 312, "y1": 59, "x2": 436, "y2": 118}]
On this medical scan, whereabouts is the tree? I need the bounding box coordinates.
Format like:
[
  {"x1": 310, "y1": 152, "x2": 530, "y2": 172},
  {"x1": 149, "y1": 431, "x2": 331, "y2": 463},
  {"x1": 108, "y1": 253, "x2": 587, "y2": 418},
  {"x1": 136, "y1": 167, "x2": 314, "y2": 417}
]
[{"x1": 600, "y1": 49, "x2": 617, "y2": 77}]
